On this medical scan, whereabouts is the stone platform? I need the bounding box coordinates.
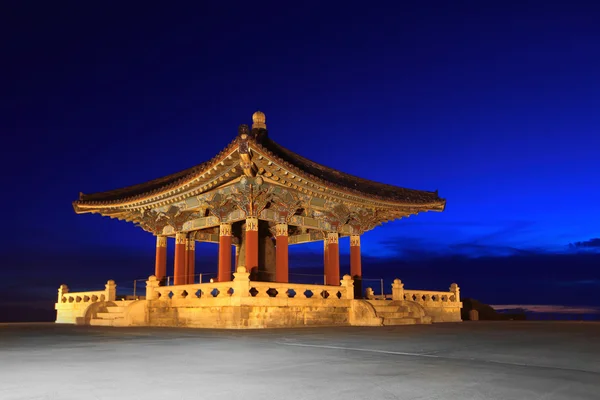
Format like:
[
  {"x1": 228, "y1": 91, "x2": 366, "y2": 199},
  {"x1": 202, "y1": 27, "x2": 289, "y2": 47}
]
[
  {"x1": 55, "y1": 269, "x2": 462, "y2": 329},
  {"x1": 1, "y1": 322, "x2": 599, "y2": 399}
]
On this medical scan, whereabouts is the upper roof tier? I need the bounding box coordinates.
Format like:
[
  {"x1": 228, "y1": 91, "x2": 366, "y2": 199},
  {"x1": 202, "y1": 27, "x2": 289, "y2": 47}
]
[{"x1": 73, "y1": 112, "x2": 445, "y2": 213}]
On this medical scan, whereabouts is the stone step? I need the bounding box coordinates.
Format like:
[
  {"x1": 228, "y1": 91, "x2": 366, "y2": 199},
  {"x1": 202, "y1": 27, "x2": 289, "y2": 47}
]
[
  {"x1": 105, "y1": 306, "x2": 127, "y2": 313},
  {"x1": 95, "y1": 312, "x2": 125, "y2": 320},
  {"x1": 366, "y1": 300, "x2": 391, "y2": 305},
  {"x1": 382, "y1": 317, "x2": 418, "y2": 326},
  {"x1": 377, "y1": 312, "x2": 409, "y2": 319},
  {"x1": 89, "y1": 319, "x2": 114, "y2": 326},
  {"x1": 371, "y1": 304, "x2": 398, "y2": 309},
  {"x1": 375, "y1": 306, "x2": 410, "y2": 315}
]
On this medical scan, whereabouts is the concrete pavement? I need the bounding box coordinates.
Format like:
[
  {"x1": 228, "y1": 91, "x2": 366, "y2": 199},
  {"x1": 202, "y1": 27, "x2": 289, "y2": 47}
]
[{"x1": 1, "y1": 322, "x2": 599, "y2": 399}]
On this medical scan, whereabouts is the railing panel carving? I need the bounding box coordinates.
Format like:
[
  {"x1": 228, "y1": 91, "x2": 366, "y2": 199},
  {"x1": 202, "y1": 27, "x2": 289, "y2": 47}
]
[
  {"x1": 403, "y1": 290, "x2": 457, "y2": 304},
  {"x1": 60, "y1": 290, "x2": 107, "y2": 304},
  {"x1": 146, "y1": 272, "x2": 354, "y2": 302}
]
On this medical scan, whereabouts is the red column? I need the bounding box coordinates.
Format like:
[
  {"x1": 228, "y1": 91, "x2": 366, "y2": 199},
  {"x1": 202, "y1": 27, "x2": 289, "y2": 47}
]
[
  {"x1": 187, "y1": 237, "x2": 195, "y2": 284},
  {"x1": 275, "y1": 223, "x2": 289, "y2": 283},
  {"x1": 326, "y1": 232, "x2": 340, "y2": 286},
  {"x1": 218, "y1": 223, "x2": 232, "y2": 282},
  {"x1": 173, "y1": 233, "x2": 186, "y2": 285},
  {"x1": 245, "y1": 217, "x2": 259, "y2": 279},
  {"x1": 350, "y1": 234, "x2": 362, "y2": 298},
  {"x1": 154, "y1": 236, "x2": 167, "y2": 284},
  {"x1": 323, "y1": 239, "x2": 329, "y2": 284},
  {"x1": 350, "y1": 235, "x2": 362, "y2": 278},
  {"x1": 184, "y1": 238, "x2": 189, "y2": 284}
]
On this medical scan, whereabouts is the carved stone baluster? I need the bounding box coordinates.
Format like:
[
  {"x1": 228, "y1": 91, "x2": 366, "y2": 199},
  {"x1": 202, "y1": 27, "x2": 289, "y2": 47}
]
[
  {"x1": 256, "y1": 286, "x2": 269, "y2": 298},
  {"x1": 275, "y1": 287, "x2": 286, "y2": 298},
  {"x1": 450, "y1": 283, "x2": 460, "y2": 303},
  {"x1": 58, "y1": 284, "x2": 68, "y2": 303},
  {"x1": 146, "y1": 275, "x2": 160, "y2": 300},
  {"x1": 391, "y1": 279, "x2": 404, "y2": 301},
  {"x1": 340, "y1": 275, "x2": 355, "y2": 300}
]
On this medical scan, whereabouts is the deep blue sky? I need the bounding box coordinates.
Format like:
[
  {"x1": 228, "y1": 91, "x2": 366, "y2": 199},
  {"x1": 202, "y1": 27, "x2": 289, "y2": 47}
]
[{"x1": 1, "y1": 1, "x2": 599, "y2": 321}]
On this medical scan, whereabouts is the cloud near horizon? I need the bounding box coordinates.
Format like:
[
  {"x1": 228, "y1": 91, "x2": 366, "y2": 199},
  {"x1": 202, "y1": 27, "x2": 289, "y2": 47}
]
[
  {"x1": 569, "y1": 238, "x2": 600, "y2": 249},
  {"x1": 368, "y1": 225, "x2": 599, "y2": 261},
  {"x1": 492, "y1": 304, "x2": 600, "y2": 314}
]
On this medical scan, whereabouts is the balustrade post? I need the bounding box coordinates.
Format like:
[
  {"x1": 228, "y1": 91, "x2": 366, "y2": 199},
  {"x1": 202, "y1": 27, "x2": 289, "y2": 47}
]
[
  {"x1": 57, "y1": 284, "x2": 68, "y2": 303},
  {"x1": 450, "y1": 283, "x2": 460, "y2": 303},
  {"x1": 340, "y1": 275, "x2": 355, "y2": 300},
  {"x1": 146, "y1": 275, "x2": 160, "y2": 300},
  {"x1": 232, "y1": 266, "x2": 250, "y2": 297},
  {"x1": 392, "y1": 279, "x2": 404, "y2": 301},
  {"x1": 365, "y1": 287, "x2": 375, "y2": 300},
  {"x1": 105, "y1": 280, "x2": 117, "y2": 301}
]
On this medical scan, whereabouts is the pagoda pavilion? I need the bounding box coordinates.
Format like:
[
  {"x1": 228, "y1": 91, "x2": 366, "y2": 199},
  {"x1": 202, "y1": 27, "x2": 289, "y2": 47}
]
[{"x1": 57, "y1": 112, "x2": 461, "y2": 329}]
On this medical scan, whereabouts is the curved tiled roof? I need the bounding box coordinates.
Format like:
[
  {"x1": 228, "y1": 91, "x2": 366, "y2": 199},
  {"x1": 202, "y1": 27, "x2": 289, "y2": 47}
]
[
  {"x1": 75, "y1": 138, "x2": 240, "y2": 206},
  {"x1": 74, "y1": 133, "x2": 444, "y2": 209},
  {"x1": 256, "y1": 137, "x2": 443, "y2": 206},
  {"x1": 79, "y1": 163, "x2": 201, "y2": 202}
]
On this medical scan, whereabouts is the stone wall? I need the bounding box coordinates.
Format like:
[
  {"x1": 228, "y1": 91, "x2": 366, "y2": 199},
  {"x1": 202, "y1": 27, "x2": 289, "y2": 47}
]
[{"x1": 139, "y1": 270, "x2": 355, "y2": 328}]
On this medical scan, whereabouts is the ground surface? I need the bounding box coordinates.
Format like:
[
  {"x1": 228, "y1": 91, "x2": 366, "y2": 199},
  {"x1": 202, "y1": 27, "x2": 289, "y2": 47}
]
[{"x1": 0, "y1": 322, "x2": 599, "y2": 400}]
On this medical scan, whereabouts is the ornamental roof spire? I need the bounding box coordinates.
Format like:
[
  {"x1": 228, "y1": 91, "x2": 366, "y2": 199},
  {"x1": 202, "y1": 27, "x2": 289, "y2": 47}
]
[{"x1": 252, "y1": 110, "x2": 266, "y2": 130}]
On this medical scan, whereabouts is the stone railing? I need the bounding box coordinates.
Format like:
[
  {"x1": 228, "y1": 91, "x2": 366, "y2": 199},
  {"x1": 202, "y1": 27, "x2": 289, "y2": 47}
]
[
  {"x1": 401, "y1": 281, "x2": 460, "y2": 304},
  {"x1": 57, "y1": 280, "x2": 117, "y2": 304},
  {"x1": 146, "y1": 267, "x2": 354, "y2": 301},
  {"x1": 150, "y1": 280, "x2": 235, "y2": 300},
  {"x1": 249, "y1": 279, "x2": 353, "y2": 300},
  {"x1": 365, "y1": 280, "x2": 461, "y2": 304},
  {"x1": 404, "y1": 289, "x2": 458, "y2": 303}
]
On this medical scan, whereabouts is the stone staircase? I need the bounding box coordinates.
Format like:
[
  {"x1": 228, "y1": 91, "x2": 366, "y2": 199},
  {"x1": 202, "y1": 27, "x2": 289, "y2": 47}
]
[
  {"x1": 89, "y1": 301, "x2": 132, "y2": 327},
  {"x1": 367, "y1": 300, "x2": 430, "y2": 325}
]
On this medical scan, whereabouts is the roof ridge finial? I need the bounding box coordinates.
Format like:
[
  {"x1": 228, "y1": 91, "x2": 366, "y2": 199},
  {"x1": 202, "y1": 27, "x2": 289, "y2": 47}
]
[{"x1": 252, "y1": 110, "x2": 266, "y2": 130}]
